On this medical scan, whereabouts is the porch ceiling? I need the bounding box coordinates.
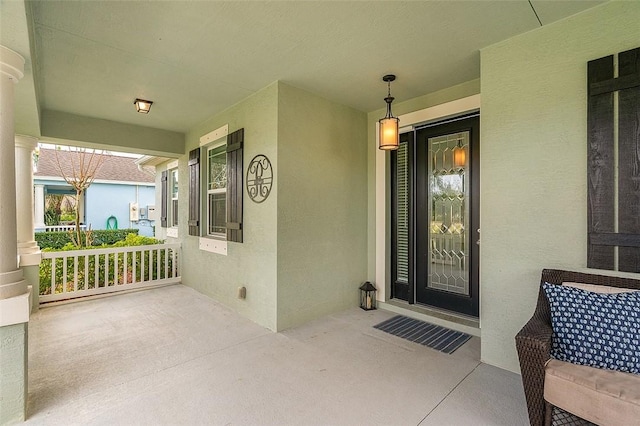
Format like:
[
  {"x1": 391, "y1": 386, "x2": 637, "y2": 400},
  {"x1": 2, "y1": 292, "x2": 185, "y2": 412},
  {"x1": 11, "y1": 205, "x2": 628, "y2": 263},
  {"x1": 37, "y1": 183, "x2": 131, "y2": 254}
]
[{"x1": 5, "y1": 0, "x2": 604, "y2": 136}]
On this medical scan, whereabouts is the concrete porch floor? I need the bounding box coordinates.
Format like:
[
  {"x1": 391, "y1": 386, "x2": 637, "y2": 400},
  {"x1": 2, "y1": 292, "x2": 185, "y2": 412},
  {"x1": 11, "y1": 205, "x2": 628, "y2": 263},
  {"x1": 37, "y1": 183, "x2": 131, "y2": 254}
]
[{"x1": 26, "y1": 285, "x2": 528, "y2": 425}]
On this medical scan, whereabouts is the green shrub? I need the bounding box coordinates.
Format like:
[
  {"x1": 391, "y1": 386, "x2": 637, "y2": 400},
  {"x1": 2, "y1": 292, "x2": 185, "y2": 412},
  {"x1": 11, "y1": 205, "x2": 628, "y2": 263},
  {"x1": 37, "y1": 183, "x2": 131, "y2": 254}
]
[
  {"x1": 39, "y1": 233, "x2": 172, "y2": 296},
  {"x1": 111, "y1": 233, "x2": 162, "y2": 247},
  {"x1": 35, "y1": 229, "x2": 140, "y2": 249},
  {"x1": 92, "y1": 229, "x2": 141, "y2": 246},
  {"x1": 44, "y1": 208, "x2": 60, "y2": 226}
]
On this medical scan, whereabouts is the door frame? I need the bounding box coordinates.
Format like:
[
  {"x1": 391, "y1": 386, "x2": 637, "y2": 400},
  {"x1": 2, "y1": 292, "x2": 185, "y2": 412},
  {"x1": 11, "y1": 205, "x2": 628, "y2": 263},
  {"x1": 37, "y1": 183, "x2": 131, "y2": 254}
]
[{"x1": 375, "y1": 94, "x2": 480, "y2": 304}]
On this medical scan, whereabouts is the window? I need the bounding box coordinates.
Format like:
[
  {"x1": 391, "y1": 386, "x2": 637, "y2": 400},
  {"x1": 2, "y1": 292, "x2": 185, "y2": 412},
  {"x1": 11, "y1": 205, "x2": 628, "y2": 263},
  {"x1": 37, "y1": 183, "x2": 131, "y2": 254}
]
[
  {"x1": 206, "y1": 145, "x2": 227, "y2": 237},
  {"x1": 169, "y1": 168, "x2": 179, "y2": 227},
  {"x1": 161, "y1": 164, "x2": 179, "y2": 232},
  {"x1": 189, "y1": 126, "x2": 244, "y2": 244}
]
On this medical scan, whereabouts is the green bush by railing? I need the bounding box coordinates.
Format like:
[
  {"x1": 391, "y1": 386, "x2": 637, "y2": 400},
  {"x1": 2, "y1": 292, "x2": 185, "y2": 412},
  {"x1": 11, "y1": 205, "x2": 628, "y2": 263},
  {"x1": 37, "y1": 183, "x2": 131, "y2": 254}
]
[
  {"x1": 35, "y1": 229, "x2": 140, "y2": 249},
  {"x1": 39, "y1": 234, "x2": 171, "y2": 296}
]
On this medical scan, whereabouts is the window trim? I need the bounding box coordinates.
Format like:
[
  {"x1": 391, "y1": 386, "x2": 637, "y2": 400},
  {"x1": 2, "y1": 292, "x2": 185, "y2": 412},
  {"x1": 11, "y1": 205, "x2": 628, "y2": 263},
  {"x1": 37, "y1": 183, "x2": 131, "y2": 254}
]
[
  {"x1": 168, "y1": 167, "x2": 179, "y2": 229},
  {"x1": 192, "y1": 124, "x2": 243, "y2": 254},
  {"x1": 160, "y1": 170, "x2": 168, "y2": 228}
]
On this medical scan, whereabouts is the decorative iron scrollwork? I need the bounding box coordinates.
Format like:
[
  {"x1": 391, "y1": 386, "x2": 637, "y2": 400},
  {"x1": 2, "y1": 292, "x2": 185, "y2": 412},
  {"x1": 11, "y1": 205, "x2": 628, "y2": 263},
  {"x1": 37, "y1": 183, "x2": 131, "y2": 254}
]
[{"x1": 246, "y1": 154, "x2": 273, "y2": 203}]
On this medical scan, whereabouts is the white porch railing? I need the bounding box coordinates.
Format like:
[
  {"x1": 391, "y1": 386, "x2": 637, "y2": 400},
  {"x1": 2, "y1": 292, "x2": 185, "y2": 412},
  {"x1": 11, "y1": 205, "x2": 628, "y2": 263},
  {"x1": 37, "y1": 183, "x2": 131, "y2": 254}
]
[
  {"x1": 39, "y1": 243, "x2": 180, "y2": 303},
  {"x1": 39, "y1": 224, "x2": 88, "y2": 232}
]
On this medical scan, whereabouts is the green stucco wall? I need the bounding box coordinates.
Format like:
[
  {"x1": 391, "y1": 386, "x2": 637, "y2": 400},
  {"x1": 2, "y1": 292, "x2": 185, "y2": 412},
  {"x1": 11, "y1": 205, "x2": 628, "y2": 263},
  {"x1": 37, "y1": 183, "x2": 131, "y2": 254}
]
[
  {"x1": 0, "y1": 322, "x2": 28, "y2": 424},
  {"x1": 480, "y1": 1, "x2": 640, "y2": 373},
  {"x1": 179, "y1": 82, "x2": 279, "y2": 331},
  {"x1": 175, "y1": 81, "x2": 368, "y2": 332},
  {"x1": 276, "y1": 82, "x2": 368, "y2": 330}
]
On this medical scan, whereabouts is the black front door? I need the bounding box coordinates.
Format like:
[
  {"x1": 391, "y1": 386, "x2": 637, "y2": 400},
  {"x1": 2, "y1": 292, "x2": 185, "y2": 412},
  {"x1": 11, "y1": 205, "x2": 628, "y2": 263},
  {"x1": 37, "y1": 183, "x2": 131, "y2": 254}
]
[{"x1": 391, "y1": 115, "x2": 480, "y2": 317}]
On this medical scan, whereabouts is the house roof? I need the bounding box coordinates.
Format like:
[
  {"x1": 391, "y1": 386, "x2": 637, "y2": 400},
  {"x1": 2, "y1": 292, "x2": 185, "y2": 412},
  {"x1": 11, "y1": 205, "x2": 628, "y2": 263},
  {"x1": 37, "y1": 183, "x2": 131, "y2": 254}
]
[
  {"x1": 34, "y1": 148, "x2": 155, "y2": 184},
  {"x1": 6, "y1": 1, "x2": 604, "y2": 139}
]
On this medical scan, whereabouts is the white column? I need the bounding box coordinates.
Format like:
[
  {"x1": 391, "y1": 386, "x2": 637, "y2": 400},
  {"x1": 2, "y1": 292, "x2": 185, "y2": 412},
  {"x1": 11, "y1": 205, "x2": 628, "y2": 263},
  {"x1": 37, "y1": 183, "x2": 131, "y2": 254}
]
[
  {"x1": 78, "y1": 190, "x2": 85, "y2": 225},
  {"x1": 34, "y1": 184, "x2": 45, "y2": 229},
  {"x1": 15, "y1": 135, "x2": 41, "y2": 266},
  {"x1": 0, "y1": 45, "x2": 29, "y2": 318}
]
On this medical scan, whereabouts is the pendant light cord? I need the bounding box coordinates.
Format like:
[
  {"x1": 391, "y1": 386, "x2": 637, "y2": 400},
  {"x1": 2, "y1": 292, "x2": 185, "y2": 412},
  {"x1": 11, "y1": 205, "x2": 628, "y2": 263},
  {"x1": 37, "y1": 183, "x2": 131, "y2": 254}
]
[{"x1": 385, "y1": 80, "x2": 395, "y2": 118}]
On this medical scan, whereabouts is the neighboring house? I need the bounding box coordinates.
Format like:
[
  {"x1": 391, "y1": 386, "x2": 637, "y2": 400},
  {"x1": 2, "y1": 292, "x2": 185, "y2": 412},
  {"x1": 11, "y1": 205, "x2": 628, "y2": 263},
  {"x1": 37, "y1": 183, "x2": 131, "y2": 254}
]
[{"x1": 34, "y1": 148, "x2": 156, "y2": 237}]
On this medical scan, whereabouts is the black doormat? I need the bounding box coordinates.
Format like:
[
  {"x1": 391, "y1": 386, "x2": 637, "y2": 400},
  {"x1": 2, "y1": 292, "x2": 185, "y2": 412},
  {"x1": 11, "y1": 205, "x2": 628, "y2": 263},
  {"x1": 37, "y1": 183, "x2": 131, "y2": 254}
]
[{"x1": 373, "y1": 315, "x2": 471, "y2": 354}]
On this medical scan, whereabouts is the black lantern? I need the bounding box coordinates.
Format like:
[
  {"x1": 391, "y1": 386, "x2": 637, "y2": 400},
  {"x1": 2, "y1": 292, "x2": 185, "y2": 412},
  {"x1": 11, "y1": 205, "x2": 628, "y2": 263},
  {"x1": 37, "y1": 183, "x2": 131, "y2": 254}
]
[
  {"x1": 359, "y1": 281, "x2": 377, "y2": 311},
  {"x1": 378, "y1": 74, "x2": 399, "y2": 151}
]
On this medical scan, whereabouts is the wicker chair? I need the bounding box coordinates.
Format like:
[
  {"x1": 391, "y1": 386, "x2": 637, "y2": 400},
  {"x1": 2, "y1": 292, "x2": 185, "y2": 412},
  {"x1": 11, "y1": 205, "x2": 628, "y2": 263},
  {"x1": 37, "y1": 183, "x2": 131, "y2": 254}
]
[{"x1": 515, "y1": 268, "x2": 640, "y2": 426}]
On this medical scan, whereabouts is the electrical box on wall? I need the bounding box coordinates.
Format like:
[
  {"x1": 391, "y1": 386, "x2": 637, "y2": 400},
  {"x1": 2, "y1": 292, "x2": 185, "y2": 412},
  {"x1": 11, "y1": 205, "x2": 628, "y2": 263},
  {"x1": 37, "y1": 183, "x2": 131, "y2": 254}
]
[
  {"x1": 139, "y1": 207, "x2": 147, "y2": 219},
  {"x1": 129, "y1": 202, "x2": 139, "y2": 221},
  {"x1": 147, "y1": 205, "x2": 157, "y2": 221}
]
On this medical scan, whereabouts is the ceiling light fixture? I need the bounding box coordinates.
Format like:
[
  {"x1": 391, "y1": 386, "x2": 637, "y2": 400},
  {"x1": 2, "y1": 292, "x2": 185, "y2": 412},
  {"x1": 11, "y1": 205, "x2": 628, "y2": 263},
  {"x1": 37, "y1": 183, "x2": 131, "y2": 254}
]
[
  {"x1": 134, "y1": 98, "x2": 153, "y2": 114},
  {"x1": 378, "y1": 74, "x2": 399, "y2": 151}
]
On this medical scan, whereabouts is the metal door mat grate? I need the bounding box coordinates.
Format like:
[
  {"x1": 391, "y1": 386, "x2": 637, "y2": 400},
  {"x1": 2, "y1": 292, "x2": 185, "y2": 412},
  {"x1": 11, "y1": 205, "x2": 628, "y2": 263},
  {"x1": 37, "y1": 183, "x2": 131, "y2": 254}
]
[{"x1": 373, "y1": 315, "x2": 471, "y2": 354}]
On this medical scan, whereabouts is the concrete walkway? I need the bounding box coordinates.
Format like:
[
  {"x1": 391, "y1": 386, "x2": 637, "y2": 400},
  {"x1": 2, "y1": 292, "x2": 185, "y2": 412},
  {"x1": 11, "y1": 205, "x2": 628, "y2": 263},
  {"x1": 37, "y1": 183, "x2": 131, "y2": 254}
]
[{"x1": 27, "y1": 285, "x2": 528, "y2": 425}]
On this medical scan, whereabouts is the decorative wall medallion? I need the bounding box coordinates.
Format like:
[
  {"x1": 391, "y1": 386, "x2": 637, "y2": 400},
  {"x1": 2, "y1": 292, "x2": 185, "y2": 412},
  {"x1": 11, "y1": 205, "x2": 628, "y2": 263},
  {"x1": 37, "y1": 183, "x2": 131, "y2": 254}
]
[{"x1": 246, "y1": 154, "x2": 273, "y2": 203}]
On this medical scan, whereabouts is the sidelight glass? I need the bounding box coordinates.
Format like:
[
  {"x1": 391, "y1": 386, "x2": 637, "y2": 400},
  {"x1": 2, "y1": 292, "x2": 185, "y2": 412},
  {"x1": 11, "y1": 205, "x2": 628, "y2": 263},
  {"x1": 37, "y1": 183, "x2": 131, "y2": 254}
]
[{"x1": 395, "y1": 141, "x2": 409, "y2": 283}]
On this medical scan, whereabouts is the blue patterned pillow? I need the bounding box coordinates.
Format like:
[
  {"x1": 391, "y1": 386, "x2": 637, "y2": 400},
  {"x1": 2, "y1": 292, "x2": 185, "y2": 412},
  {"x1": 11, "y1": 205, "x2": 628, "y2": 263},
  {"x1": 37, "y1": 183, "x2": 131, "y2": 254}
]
[{"x1": 543, "y1": 283, "x2": 640, "y2": 374}]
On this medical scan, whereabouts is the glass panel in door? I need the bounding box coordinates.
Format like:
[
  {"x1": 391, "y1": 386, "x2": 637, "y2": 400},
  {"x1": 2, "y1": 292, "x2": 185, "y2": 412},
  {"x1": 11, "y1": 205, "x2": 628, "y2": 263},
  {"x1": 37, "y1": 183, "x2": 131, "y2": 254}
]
[{"x1": 428, "y1": 132, "x2": 470, "y2": 296}]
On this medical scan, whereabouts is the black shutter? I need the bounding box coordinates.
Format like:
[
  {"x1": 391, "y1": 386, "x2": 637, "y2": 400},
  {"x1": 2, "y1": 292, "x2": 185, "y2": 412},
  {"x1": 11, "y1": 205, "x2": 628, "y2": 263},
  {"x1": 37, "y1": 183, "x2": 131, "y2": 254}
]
[
  {"x1": 587, "y1": 47, "x2": 640, "y2": 272},
  {"x1": 617, "y1": 48, "x2": 640, "y2": 272},
  {"x1": 160, "y1": 171, "x2": 168, "y2": 228},
  {"x1": 587, "y1": 54, "x2": 615, "y2": 270},
  {"x1": 188, "y1": 148, "x2": 200, "y2": 236},
  {"x1": 226, "y1": 128, "x2": 244, "y2": 243}
]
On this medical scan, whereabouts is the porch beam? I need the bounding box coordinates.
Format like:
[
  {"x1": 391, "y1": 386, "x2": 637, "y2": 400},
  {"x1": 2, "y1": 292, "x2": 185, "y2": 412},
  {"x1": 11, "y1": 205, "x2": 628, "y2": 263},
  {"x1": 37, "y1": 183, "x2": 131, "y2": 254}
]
[{"x1": 40, "y1": 109, "x2": 185, "y2": 157}]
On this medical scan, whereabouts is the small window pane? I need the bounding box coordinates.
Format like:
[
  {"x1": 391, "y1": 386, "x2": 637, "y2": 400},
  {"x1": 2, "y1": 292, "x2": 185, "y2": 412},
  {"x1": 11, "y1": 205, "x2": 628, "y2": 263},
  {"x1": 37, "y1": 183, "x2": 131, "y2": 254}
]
[
  {"x1": 208, "y1": 146, "x2": 227, "y2": 191},
  {"x1": 208, "y1": 193, "x2": 226, "y2": 235},
  {"x1": 171, "y1": 199, "x2": 179, "y2": 227},
  {"x1": 171, "y1": 169, "x2": 179, "y2": 199}
]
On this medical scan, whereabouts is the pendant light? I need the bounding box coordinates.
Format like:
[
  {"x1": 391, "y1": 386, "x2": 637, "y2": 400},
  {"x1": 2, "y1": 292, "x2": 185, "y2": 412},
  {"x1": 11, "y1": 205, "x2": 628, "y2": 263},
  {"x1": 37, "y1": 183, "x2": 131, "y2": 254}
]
[{"x1": 378, "y1": 75, "x2": 399, "y2": 150}]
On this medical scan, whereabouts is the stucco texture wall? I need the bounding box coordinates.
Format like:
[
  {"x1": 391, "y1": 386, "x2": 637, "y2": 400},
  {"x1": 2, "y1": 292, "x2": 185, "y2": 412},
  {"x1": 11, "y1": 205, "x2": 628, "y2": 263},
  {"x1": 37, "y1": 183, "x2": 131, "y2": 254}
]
[
  {"x1": 0, "y1": 322, "x2": 27, "y2": 423},
  {"x1": 180, "y1": 82, "x2": 279, "y2": 331},
  {"x1": 480, "y1": 1, "x2": 640, "y2": 373},
  {"x1": 276, "y1": 83, "x2": 368, "y2": 330}
]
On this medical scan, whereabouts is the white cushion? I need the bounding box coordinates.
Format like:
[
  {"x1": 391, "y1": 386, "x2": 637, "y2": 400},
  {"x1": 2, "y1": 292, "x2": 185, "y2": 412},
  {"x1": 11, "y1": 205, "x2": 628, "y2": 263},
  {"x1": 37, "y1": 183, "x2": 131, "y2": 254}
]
[
  {"x1": 562, "y1": 281, "x2": 637, "y2": 294},
  {"x1": 545, "y1": 359, "x2": 640, "y2": 426}
]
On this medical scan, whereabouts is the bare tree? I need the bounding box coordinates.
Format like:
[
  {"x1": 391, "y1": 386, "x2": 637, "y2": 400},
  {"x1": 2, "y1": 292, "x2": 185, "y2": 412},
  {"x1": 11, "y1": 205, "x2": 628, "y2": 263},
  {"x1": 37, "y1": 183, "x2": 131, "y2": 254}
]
[{"x1": 54, "y1": 148, "x2": 108, "y2": 247}]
